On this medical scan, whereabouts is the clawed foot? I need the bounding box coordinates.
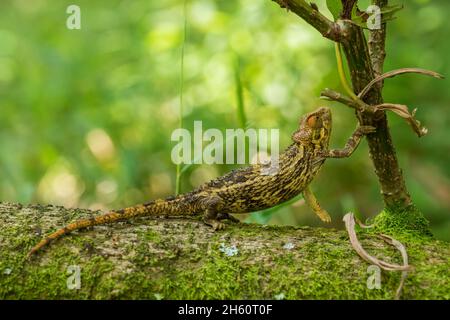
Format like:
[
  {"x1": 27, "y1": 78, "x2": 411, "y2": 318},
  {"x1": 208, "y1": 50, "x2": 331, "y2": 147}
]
[
  {"x1": 303, "y1": 186, "x2": 332, "y2": 224},
  {"x1": 204, "y1": 213, "x2": 240, "y2": 231},
  {"x1": 317, "y1": 211, "x2": 332, "y2": 223},
  {"x1": 217, "y1": 212, "x2": 240, "y2": 223},
  {"x1": 203, "y1": 218, "x2": 226, "y2": 231}
]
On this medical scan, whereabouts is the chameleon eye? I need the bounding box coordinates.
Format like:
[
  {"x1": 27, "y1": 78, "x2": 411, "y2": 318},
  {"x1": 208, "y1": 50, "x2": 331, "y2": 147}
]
[{"x1": 307, "y1": 115, "x2": 318, "y2": 127}]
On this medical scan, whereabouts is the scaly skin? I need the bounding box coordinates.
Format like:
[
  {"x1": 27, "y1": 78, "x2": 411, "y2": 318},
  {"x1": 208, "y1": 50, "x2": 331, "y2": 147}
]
[{"x1": 28, "y1": 107, "x2": 375, "y2": 257}]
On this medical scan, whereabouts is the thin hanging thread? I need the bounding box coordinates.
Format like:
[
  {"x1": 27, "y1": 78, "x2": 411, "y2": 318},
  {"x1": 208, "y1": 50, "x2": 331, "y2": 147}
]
[{"x1": 175, "y1": 0, "x2": 187, "y2": 195}]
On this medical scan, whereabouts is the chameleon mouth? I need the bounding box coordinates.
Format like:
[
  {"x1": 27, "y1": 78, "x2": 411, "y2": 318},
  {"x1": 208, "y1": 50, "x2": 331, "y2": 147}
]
[{"x1": 318, "y1": 106, "x2": 332, "y2": 122}]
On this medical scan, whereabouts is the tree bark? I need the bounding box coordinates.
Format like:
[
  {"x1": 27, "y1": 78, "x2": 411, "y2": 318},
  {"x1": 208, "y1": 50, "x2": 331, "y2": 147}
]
[
  {"x1": 1, "y1": 203, "x2": 448, "y2": 299},
  {"x1": 368, "y1": 0, "x2": 388, "y2": 78}
]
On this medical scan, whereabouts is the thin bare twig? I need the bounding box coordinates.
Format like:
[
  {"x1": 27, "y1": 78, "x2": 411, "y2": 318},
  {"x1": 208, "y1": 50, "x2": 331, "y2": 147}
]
[{"x1": 320, "y1": 88, "x2": 362, "y2": 110}]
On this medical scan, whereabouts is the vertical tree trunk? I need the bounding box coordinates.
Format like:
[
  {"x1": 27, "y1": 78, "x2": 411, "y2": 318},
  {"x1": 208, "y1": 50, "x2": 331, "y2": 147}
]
[{"x1": 340, "y1": 20, "x2": 413, "y2": 211}]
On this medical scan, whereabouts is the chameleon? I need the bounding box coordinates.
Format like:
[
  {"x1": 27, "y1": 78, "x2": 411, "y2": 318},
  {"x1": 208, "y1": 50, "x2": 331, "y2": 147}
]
[{"x1": 27, "y1": 106, "x2": 375, "y2": 257}]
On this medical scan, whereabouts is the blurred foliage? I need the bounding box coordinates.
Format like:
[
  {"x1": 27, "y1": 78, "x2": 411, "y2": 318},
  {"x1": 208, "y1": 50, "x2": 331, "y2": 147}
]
[{"x1": 0, "y1": 0, "x2": 449, "y2": 240}]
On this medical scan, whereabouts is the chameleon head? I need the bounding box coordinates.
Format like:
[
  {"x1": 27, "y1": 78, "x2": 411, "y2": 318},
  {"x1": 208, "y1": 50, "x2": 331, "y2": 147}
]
[{"x1": 292, "y1": 107, "x2": 332, "y2": 149}]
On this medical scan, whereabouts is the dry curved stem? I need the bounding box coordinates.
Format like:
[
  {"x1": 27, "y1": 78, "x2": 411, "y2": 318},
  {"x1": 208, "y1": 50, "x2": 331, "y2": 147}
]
[
  {"x1": 358, "y1": 68, "x2": 445, "y2": 99},
  {"x1": 343, "y1": 213, "x2": 410, "y2": 271},
  {"x1": 378, "y1": 234, "x2": 409, "y2": 300},
  {"x1": 354, "y1": 217, "x2": 409, "y2": 299},
  {"x1": 343, "y1": 212, "x2": 411, "y2": 300},
  {"x1": 353, "y1": 216, "x2": 373, "y2": 229},
  {"x1": 374, "y1": 103, "x2": 428, "y2": 137}
]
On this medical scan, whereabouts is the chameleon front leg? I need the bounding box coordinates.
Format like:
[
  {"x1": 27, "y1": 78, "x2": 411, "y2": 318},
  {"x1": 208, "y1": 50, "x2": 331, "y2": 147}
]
[
  {"x1": 303, "y1": 186, "x2": 331, "y2": 223},
  {"x1": 325, "y1": 126, "x2": 376, "y2": 158}
]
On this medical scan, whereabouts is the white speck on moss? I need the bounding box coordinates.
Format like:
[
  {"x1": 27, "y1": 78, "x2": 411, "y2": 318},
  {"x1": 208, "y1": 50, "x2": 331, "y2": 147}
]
[
  {"x1": 283, "y1": 242, "x2": 295, "y2": 250},
  {"x1": 274, "y1": 293, "x2": 285, "y2": 300},
  {"x1": 219, "y1": 243, "x2": 239, "y2": 256},
  {"x1": 3, "y1": 268, "x2": 12, "y2": 275}
]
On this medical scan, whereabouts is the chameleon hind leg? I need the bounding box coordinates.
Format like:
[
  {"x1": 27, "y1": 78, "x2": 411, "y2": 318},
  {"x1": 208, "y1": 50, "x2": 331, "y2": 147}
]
[
  {"x1": 303, "y1": 186, "x2": 331, "y2": 223},
  {"x1": 202, "y1": 196, "x2": 227, "y2": 230},
  {"x1": 202, "y1": 196, "x2": 241, "y2": 228}
]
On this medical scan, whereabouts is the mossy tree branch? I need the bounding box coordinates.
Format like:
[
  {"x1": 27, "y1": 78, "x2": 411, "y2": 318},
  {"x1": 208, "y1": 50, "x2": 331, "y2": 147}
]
[{"x1": 0, "y1": 203, "x2": 449, "y2": 299}]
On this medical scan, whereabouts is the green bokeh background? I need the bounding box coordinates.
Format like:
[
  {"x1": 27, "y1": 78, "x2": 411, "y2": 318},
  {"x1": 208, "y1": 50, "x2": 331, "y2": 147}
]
[{"x1": 0, "y1": 0, "x2": 449, "y2": 239}]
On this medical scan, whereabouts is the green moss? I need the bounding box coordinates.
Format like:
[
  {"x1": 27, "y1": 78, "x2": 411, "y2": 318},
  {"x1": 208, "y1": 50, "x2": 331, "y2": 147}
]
[
  {"x1": 370, "y1": 205, "x2": 432, "y2": 238},
  {"x1": 133, "y1": 229, "x2": 449, "y2": 300},
  {"x1": 122, "y1": 224, "x2": 449, "y2": 300}
]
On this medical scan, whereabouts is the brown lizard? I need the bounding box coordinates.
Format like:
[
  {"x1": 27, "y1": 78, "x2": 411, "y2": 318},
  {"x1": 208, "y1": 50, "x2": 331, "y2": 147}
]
[{"x1": 28, "y1": 107, "x2": 375, "y2": 257}]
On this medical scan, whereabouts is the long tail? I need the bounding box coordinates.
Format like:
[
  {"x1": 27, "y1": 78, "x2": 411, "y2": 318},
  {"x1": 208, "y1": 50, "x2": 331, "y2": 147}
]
[{"x1": 27, "y1": 196, "x2": 194, "y2": 258}]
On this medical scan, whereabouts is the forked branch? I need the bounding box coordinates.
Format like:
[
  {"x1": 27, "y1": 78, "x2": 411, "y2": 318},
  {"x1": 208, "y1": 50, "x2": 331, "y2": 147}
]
[{"x1": 272, "y1": 0, "x2": 343, "y2": 41}]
